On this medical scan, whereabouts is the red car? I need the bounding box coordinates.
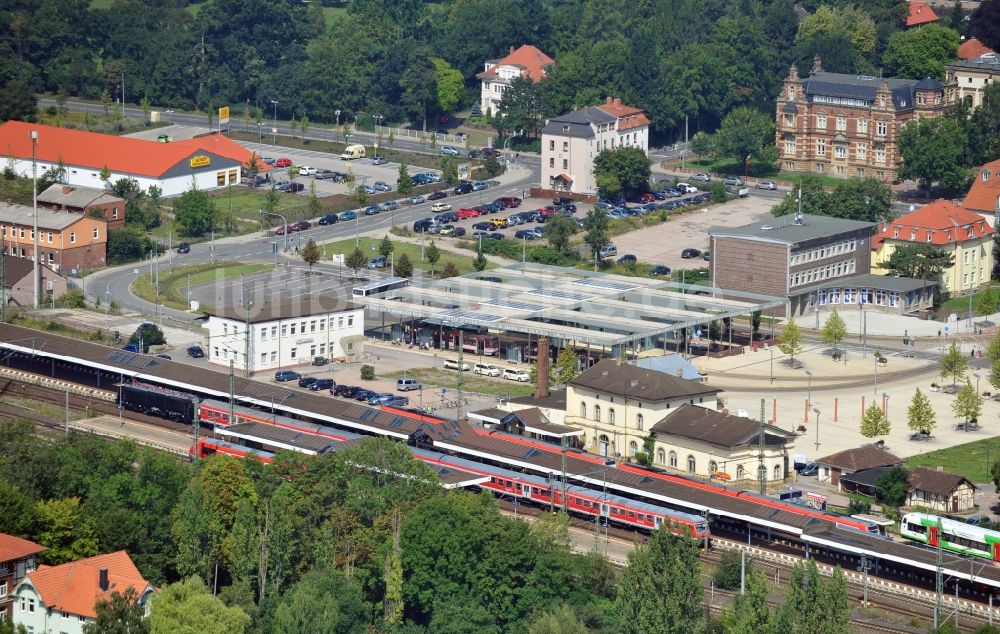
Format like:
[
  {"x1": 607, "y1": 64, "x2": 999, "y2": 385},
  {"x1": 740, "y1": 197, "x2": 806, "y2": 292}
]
[
  {"x1": 639, "y1": 192, "x2": 656, "y2": 203},
  {"x1": 457, "y1": 207, "x2": 478, "y2": 219},
  {"x1": 276, "y1": 158, "x2": 292, "y2": 168},
  {"x1": 481, "y1": 148, "x2": 501, "y2": 158}
]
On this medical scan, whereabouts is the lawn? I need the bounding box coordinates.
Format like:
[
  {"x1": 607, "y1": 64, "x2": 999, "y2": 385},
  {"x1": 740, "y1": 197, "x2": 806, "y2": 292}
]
[
  {"x1": 322, "y1": 237, "x2": 496, "y2": 276},
  {"x1": 132, "y1": 261, "x2": 272, "y2": 311},
  {"x1": 939, "y1": 284, "x2": 1000, "y2": 314},
  {"x1": 676, "y1": 157, "x2": 847, "y2": 189},
  {"x1": 381, "y1": 367, "x2": 535, "y2": 399},
  {"x1": 905, "y1": 437, "x2": 1000, "y2": 484}
]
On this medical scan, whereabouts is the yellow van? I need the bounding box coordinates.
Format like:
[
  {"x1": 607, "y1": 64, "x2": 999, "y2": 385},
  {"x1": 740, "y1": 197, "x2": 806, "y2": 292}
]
[{"x1": 340, "y1": 144, "x2": 366, "y2": 160}]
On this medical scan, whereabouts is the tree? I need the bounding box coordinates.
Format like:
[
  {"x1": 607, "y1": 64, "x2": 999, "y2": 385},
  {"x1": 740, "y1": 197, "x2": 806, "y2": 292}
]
[
  {"x1": 989, "y1": 332, "x2": 1000, "y2": 364},
  {"x1": 751, "y1": 311, "x2": 762, "y2": 340},
  {"x1": 979, "y1": 287, "x2": 998, "y2": 316},
  {"x1": 941, "y1": 341, "x2": 969, "y2": 388},
  {"x1": 301, "y1": 238, "x2": 322, "y2": 272},
  {"x1": 379, "y1": 235, "x2": 395, "y2": 258},
  {"x1": 129, "y1": 324, "x2": 165, "y2": 353},
  {"x1": 440, "y1": 158, "x2": 458, "y2": 186},
  {"x1": 714, "y1": 549, "x2": 752, "y2": 591},
  {"x1": 827, "y1": 178, "x2": 894, "y2": 223},
  {"x1": 775, "y1": 559, "x2": 850, "y2": 634},
  {"x1": 875, "y1": 466, "x2": 911, "y2": 510},
  {"x1": 689, "y1": 131, "x2": 715, "y2": 158},
  {"x1": 497, "y1": 75, "x2": 544, "y2": 138},
  {"x1": 149, "y1": 577, "x2": 250, "y2": 634},
  {"x1": 991, "y1": 457, "x2": 1000, "y2": 493},
  {"x1": 272, "y1": 565, "x2": 368, "y2": 634},
  {"x1": 307, "y1": 180, "x2": 322, "y2": 215},
  {"x1": 554, "y1": 347, "x2": 579, "y2": 385},
  {"x1": 968, "y1": 83, "x2": 1000, "y2": 166},
  {"x1": 345, "y1": 248, "x2": 367, "y2": 278},
  {"x1": 777, "y1": 317, "x2": 803, "y2": 365},
  {"x1": 300, "y1": 113, "x2": 309, "y2": 139},
  {"x1": 83, "y1": 586, "x2": 149, "y2": 634},
  {"x1": 709, "y1": 181, "x2": 727, "y2": 203},
  {"x1": 544, "y1": 216, "x2": 575, "y2": 253},
  {"x1": 990, "y1": 358, "x2": 1000, "y2": 395},
  {"x1": 527, "y1": 604, "x2": 592, "y2": 634},
  {"x1": 396, "y1": 253, "x2": 414, "y2": 278},
  {"x1": 708, "y1": 320, "x2": 722, "y2": 342},
  {"x1": 882, "y1": 243, "x2": 955, "y2": 287},
  {"x1": 953, "y1": 378, "x2": 983, "y2": 423},
  {"x1": 140, "y1": 95, "x2": 152, "y2": 124},
  {"x1": 721, "y1": 570, "x2": 773, "y2": 633},
  {"x1": 907, "y1": 388, "x2": 937, "y2": 434},
  {"x1": 795, "y1": 5, "x2": 877, "y2": 59},
  {"x1": 898, "y1": 117, "x2": 970, "y2": 194},
  {"x1": 615, "y1": 528, "x2": 705, "y2": 634},
  {"x1": 35, "y1": 497, "x2": 99, "y2": 564},
  {"x1": 0, "y1": 481, "x2": 39, "y2": 539},
  {"x1": 431, "y1": 58, "x2": 464, "y2": 114},
  {"x1": 173, "y1": 186, "x2": 216, "y2": 237},
  {"x1": 100, "y1": 165, "x2": 112, "y2": 185},
  {"x1": 583, "y1": 208, "x2": 610, "y2": 260},
  {"x1": 473, "y1": 250, "x2": 488, "y2": 272},
  {"x1": 426, "y1": 240, "x2": 441, "y2": 274},
  {"x1": 0, "y1": 78, "x2": 38, "y2": 123},
  {"x1": 859, "y1": 403, "x2": 891, "y2": 440},
  {"x1": 772, "y1": 176, "x2": 829, "y2": 217},
  {"x1": 821, "y1": 308, "x2": 847, "y2": 356},
  {"x1": 883, "y1": 24, "x2": 960, "y2": 81},
  {"x1": 593, "y1": 147, "x2": 652, "y2": 199},
  {"x1": 441, "y1": 261, "x2": 459, "y2": 278},
  {"x1": 970, "y1": 0, "x2": 1000, "y2": 50},
  {"x1": 398, "y1": 163, "x2": 413, "y2": 197},
  {"x1": 714, "y1": 106, "x2": 778, "y2": 175}
]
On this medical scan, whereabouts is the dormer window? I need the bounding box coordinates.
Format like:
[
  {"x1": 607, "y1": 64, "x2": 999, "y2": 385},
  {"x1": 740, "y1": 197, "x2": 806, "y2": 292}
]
[
  {"x1": 984, "y1": 170, "x2": 991, "y2": 182},
  {"x1": 926, "y1": 231, "x2": 933, "y2": 242},
  {"x1": 892, "y1": 228, "x2": 899, "y2": 238},
  {"x1": 910, "y1": 230, "x2": 916, "y2": 241}
]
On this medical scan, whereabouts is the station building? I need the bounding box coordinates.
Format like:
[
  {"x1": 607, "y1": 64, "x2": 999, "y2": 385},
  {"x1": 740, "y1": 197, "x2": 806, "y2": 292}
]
[{"x1": 0, "y1": 121, "x2": 264, "y2": 197}]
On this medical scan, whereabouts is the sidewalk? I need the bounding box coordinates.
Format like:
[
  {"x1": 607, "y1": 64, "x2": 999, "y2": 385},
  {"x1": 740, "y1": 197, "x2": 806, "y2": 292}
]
[{"x1": 806, "y1": 305, "x2": 996, "y2": 339}]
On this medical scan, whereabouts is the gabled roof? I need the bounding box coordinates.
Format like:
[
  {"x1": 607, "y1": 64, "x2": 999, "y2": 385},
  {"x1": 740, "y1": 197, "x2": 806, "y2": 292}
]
[
  {"x1": 908, "y1": 466, "x2": 975, "y2": 496},
  {"x1": 0, "y1": 533, "x2": 45, "y2": 562},
  {"x1": 541, "y1": 98, "x2": 650, "y2": 137},
  {"x1": 906, "y1": 0, "x2": 939, "y2": 26},
  {"x1": 2, "y1": 255, "x2": 62, "y2": 287},
  {"x1": 801, "y1": 72, "x2": 940, "y2": 111},
  {"x1": 37, "y1": 184, "x2": 123, "y2": 209},
  {"x1": 477, "y1": 45, "x2": 554, "y2": 83},
  {"x1": 569, "y1": 359, "x2": 720, "y2": 403},
  {"x1": 872, "y1": 199, "x2": 994, "y2": 248},
  {"x1": 24, "y1": 551, "x2": 151, "y2": 619},
  {"x1": 651, "y1": 404, "x2": 796, "y2": 449},
  {"x1": 596, "y1": 97, "x2": 652, "y2": 130},
  {"x1": 957, "y1": 38, "x2": 994, "y2": 60},
  {"x1": 0, "y1": 121, "x2": 263, "y2": 179},
  {"x1": 817, "y1": 447, "x2": 901, "y2": 471},
  {"x1": 0, "y1": 202, "x2": 101, "y2": 230},
  {"x1": 962, "y1": 159, "x2": 1000, "y2": 215}
]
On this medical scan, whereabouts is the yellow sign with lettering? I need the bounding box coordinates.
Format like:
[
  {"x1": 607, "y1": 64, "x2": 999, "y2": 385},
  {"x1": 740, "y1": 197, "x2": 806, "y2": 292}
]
[
  {"x1": 189, "y1": 155, "x2": 211, "y2": 168},
  {"x1": 218, "y1": 106, "x2": 230, "y2": 124}
]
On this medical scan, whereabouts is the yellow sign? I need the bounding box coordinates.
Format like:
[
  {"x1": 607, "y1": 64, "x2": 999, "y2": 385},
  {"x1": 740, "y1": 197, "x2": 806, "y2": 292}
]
[
  {"x1": 189, "y1": 155, "x2": 211, "y2": 168},
  {"x1": 218, "y1": 106, "x2": 230, "y2": 124}
]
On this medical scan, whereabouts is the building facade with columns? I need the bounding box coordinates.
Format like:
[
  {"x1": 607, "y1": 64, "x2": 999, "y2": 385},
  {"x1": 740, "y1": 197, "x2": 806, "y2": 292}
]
[{"x1": 775, "y1": 56, "x2": 956, "y2": 181}]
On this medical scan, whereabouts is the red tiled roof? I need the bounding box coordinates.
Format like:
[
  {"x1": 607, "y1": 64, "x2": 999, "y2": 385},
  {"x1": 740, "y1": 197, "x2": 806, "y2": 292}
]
[
  {"x1": 25, "y1": 551, "x2": 151, "y2": 619},
  {"x1": 908, "y1": 466, "x2": 974, "y2": 497},
  {"x1": 962, "y1": 159, "x2": 1000, "y2": 215},
  {"x1": 0, "y1": 533, "x2": 45, "y2": 562},
  {"x1": 0, "y1": 121, "x2": 265, "y2": 179},
  {"x1": 871, "y1": 199, "x2": 994, "y2": 248},
  {"x1": 906, "y1": 0, "x2": 939, "y2": 26},
  {"x1": 817, "y1": 447, "x2": 901, "y2": 471},
  {"x1": 958, "y1": 38, "x2": 994, "y2": 60},
  {"x1": 596, "y1": 97, "x2": 652, "y2": 131},
  {"x1": 477, "y1": 45, "x2": 554, "y2": 83}
]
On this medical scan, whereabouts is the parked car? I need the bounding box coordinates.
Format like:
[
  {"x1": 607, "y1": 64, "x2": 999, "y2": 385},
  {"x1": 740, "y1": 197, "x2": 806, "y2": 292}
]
[
  {"x1": 473, "y1": 221, "x2": 492, "y2": 231},
  {"x1": 331, "y1": 172, "x2": 350, "y2": 183},
  {"x1": 598, "y1": 244, "x2": 618, "y2": 258},
  {"x1": 617, "y1": 254, "x2": 637, "y2": 264},
  {"x1": 396, "y1": 378, "x2": 422, "y2": 391},
  {"x1": 481, "y1": 147, "x2": 501, "y2": 158},
  {"x1": 155, "y1": 354, "x2": 171, "y2": 360},
  {"x1": 431, "y1": 202, "x2": 452, "y2": 212},
  {"x1": 681, "y1": 248, "x2": 702, "y2": 259},
  {"x1": 315, "y1": 169, "x2": 335, "y2": 180},
  {"x1": 472, "y1": 181, "x2": 488, "y2": 191},
  {"x1": 298, "y1": 376, "x2": 319, "y2": 388},
  {"x1": 333, "y1": 384, "x2": 357, "y2": 397},
  {"x1": 439, "y1": 225, "x2": 455, "y2": 236},
  {"x1": 649, "y1": 265, "x2": 671, "y2": 276},
  {"x1": 367, "y1": 392, "x2": 395, "y2": 405},
  {"x1": 187, "y1": 346, "x2": 205, "y2": 358},
  {"x1": 373, "y1": 181, "x2": 392, "y2": 192},
  {"x1": 261, "y1": 157, "x2": 276, "y2": 165},
  {"x1": 722, "y1": 177, "x2": 743, "y2": 187},
  {"x1": 514, "y1": 229, "x2": 538, "y2": 240},
  {"x1": 308, "y1": 378, "x2": 334, "y2": 391},
  {"x1": 453, "y1": 182, "x2": 474, "y2": 195},
  {"x1": 176, "y1": 242, "x2": 190, "y2": 254},
  {"x1": 364, "y1": 205, "x2": 382, "y2": 216},
  {"x1": 427, "y1": 191, "x2": 448, "y2": 201},
  {"x1": 756, "y1": 180, "x2": 777, "y2": 190},
  {"x1": 380, "y1": 200, "x2": 399, "y2": 211},
  {"x1": 372, "y1": 156, "x2": 389, "y2": 165},
  {"x1": 368, "y1": 255, "x2": 387, "y2": 269},
  {"x1": 272, "y1": 180, "x2": 290, "y2": 191},
  {"x1": 339, "y1": 210, "x2": 358, "y2": 221},
  {"x1": 451, "y1": 227, "x2": 466, "y2": 237},
  {"x1": 440, "y1": 145, "x2": 460, "y2": 156},
  {"x1": 318, "y1": 214, "x2": 339, "y2": 225},
  {"x1": 275, "y1": 158, "x2": 292, "y2": 168},
  {"x1": 382, "y1": 395, "x2": 409, "y2": 407},
  {"x1": 413, "y1": 218, "x2": 436, "y2": 232},
  {"x1": 285, "y1": 182, "x2": 305, "y2": 193},
  {"x1": 497, "y1": 196, "x2": 522, "y2": 208},
  {"x1": 290, "y1": 220, "x2": 311, "y2": 232},
  {"x1": 275, "y1": 370, "x2": 301, "y2": 382},
  {"x1": 691, "y1": 173, "x2": 711, "y2": 182},
  {"x1": 798, "y1": 463, "x2": 819, "y2": 476},
  {"x1": 677, "y1": 183, "x2": 698, "y2": 194},
  {"x1": 488, "y1": 232, "x2": 505, "y2": 240},
  {"x1": 474, "y1": 363, "x2": 501, "y2": 377},
  {"x1": 298, "y1": 166, "x2": 317, "y2": 176},
  {"x1": 468, "y1": 149, "x2": 481, "y2": 159},
  {"x1": 409, "y1": 195, "x2": 425, "y2": 205},
  {"x1": 444, "y1": 359, "x2": 470, "y2": 371},
  {"x1": 352, "y1": 389, "x2": 375, "y2": 402},
  {"x1": 502, "y1": 368, "x2": 530, "y2": 382}
]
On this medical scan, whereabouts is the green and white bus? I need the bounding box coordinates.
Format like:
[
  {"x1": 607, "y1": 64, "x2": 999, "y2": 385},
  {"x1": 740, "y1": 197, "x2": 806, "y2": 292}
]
[{"x1": 900, "y1": 512, "x2": 1000, "y2": 560}]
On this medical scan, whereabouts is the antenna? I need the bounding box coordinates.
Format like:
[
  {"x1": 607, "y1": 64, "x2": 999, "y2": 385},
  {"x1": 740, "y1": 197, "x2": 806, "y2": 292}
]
[{"x1": 794, "y1": 185, "x2": 804, "y2": 225}]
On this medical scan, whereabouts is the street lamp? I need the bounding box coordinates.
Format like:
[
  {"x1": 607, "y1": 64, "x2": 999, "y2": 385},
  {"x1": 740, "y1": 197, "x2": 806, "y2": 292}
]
[
  {"x1": 975, "y1": 373, "x2": 982, "y2": 396},
  {"x1": 164, "y1": 109, "x2": 174, "y2": 125},
  {"x1": 805, "y1": 369, "x2": 813, "y2": 410},
  {"x1": 883, "y1": 392, "x2": 890, "y2": 417},
  {"x1": 270, "y1": 100, "x2": 279, "y2": 143},
  {"x1": 259, "y1": 209, "x2": 289, "y2": 252},
  {"x1": 813, "y1": 407, "x2": 821, "y2": 452},
  {"x1": 30, "y1": 129, "x2": 39, "y2": 309},
  {"x1": 257, "y1": 121, "x2": 263, "y2": 143}
]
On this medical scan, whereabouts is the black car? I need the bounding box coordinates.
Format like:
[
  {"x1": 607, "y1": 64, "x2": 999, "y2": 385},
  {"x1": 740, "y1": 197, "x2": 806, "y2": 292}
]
[
  {"x1": 284, "y1": 182, "x2": 305, "y2": 193},
  {"x1": 681, "y1": 248, "x2": 702, "y2": 259},
  {"x1": 427, "y1": 191, "x2": 448, "y2": 201},
  {"x1": 649, "y1": 265, "x2": 671, "y2": 276},
  {"x1": 413, "y1": 218, "x2": 436, "y2": 232},
  {"x1": 553, "y1": 196, "x2": 573, "y2": 206},
  {"x1": 617, "y1": 254, "x2": 637, "y2": 264},
  {"x1": 514, "y1": 229, "x2": 537, "y2": 240},
  {"x1": 473, "y1": 221, "x2": 492, "y2": 231},
  {"x1": 453, "y1": 183, "x2": 474, "y2": 195},
  {"x1": 468, "y1": 149, "x2": 481, "y2": 159},
  {"x1": 186, "y1": 346, "x2": 205, "y2": 358},
  {"x1": 353, "y1": 389, "x2": 375, "y2": 402},
  {"x1": 489, "y1": 232, "x2": 505, "y2": 240},
  {"x1": 318, "y1": 214, "x2": 339, "y2": 225},
  {"x1": 309, "y1": 378, "x2": 335, "y2": 391},
  {"x1": 331, "y1": 172, "x2": 350, "y2": 183},
  {"x1": 298, "y1": 376, "x2": 319, "y2": 388},
  {"x1": 333, "y1": 384, "x2": 354, "y2": 397},
  {"x1": 451, "y1": 227, "x2": 467, "y2": 237},
  {"x1": 176, "y1": 242, "x2": 191, "y2": 254}
]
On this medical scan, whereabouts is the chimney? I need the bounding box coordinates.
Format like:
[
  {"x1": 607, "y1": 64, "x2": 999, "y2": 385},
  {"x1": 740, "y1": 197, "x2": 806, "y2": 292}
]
[
  {"x1": 98, "y1": 568, "x2": 109, "y2": 592},
  {"x1": 812, "y1": 55, "x2": 823, "y2": 75},
  {"x1": 509, "y1": 45, "x2": 515, "y2": 55},
  {"x1": 606, "y1": 96, "x2": 613, "y2": 105},
  {"x1": 61, "y1": 185, "x2": 72, "y2": 194},
  {"x1": 614, "y1": 98, "x2": 621, "y2": 106},
  {"x1": 533, "y1": 336, "x2": 550, "y2": 399}
]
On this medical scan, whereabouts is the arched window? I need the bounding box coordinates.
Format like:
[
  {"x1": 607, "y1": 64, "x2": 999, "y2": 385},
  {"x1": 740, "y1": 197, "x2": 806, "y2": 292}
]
[
  {"x1": 657, "y1": 448, "x2": 665, "y2": 464},
  {"x1": 608, "y1": 408, "x2": 616, "y2": 425},
  {"x1": 774, "y1": 464, "x2": 782, "y2": 480},
  {"x1": 636, "y1": 413, "x2": 644, "y2": 431},
  {"x1": 709, "y1": 461, "x2": 718, "y2": 473},
  {"x1": 759, "y1": 466, "x2": 768, "y2": 481},
  {"x1": 598, "y1": 435, "x2": 610, "y2": 457},
  {"x1": 594, "y1": 405, "x2": 601, "y2": 423},
  {"x1": 580, "y1": 401, "x2": 587, "y2": 418},
  {"x1": 687, "y1": 455, "x2": 696, "y2": 473},
  {"x1": 669, "y1": 451, "x2": 677, "y2": 468},
  {"x1": 629, "y1": 441, "x2": 637, "y2": 457},
  {"x1": 736, "y1": 465, "x2": 745, "y2": 479}
]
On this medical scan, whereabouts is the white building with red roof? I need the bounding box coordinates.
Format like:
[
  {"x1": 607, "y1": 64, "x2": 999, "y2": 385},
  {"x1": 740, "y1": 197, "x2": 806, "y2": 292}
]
[
  {"x1": 477, "y1": 45, "x2": 554, "y2": 116},
  {"x1": 540, "y1": 97, "x2": 651, "y2": 194},
  {"x1": 0, "y1": 533, "x2": 45, "y2": 621},
  {"x1": 962, "y1": 159, "x2": 1000, "y2": 222},
  {"x1": 871, "y1": 199, "x2": 995, "y2": 296},
  {"x1": 0, "y1": 121, "x2": 267, "y2": 197}
]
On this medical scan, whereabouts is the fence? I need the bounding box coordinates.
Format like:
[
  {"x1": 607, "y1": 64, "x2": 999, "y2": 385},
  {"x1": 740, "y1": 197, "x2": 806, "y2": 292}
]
[{"x1": 372, "y1": 125, "x2": 469, "y2": 147}]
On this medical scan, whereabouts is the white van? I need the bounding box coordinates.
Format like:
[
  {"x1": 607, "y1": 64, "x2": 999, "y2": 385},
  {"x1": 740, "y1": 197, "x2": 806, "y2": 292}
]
[
  {"x1": 474, "y1": 363, "x2": 500, "y2": 377},
  {"x1": 396, "y1": 378, "x2": 422, "y2": 392},
  {"x1": 444, "y1": 359, "x2": 470, "y2": 371},
  {"x1": 340, "y1": 144, "x2": 366, "y2": 160},
  {"x1": 502, "y1": 368, "x2": 530, "y2": 382}
]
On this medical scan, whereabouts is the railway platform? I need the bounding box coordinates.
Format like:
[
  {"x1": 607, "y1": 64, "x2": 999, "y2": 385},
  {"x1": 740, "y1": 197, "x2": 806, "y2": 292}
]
[{"x1": 69, "y1": 415, "x2": 192, "y2": 457}]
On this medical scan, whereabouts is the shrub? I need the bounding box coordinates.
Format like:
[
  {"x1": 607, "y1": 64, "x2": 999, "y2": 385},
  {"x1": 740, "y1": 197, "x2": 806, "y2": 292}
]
[
  {"x1": 54, "y1": 288, "x2": 85, "y2": 308},
  {"x1": 714, "y1": 549, "x2": 752, "y2": 590},
  {"x1": 360, "y1": 364, "x2": 375, "y2": 380}
]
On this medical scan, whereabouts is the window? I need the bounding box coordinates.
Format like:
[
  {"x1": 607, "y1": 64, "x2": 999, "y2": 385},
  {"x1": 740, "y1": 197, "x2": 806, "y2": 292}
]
[
  {"x1": 290, "y1": 323, "x2": 296, "y2": 335},
  {"x1": 784, "y1": 139, "x2": 796, "y2": 154},
  {"x1": 875, "y1": 147, "x2": 886, "y2": 163},
  {"x1": 348, "y1": 316, "x2": 354, "y2": 327},
  {"x1": 784, "y1": 113, "x2": 795, "y2": 126},
  {"x1": 93, "y1": 227, "x2": 99, "y2": 239},
  {"x1": 876, "y1": 120, "x2": 887, "y2": 136},
  {"x1": 636, "y1": 413, "x2": 644, "y2": 431},
  {"x1": 580, "y1": 402, "x2": 587, "y2": 418},
  {"x1": 857, "y1": 143, "x2": 867, "y2": 160},
  {"x1": 270, "y1": 351, "x2": 277, "y2": 362},
  {"x1": 271, "y1": 326, "x2": 277, "y2": 338},
  {"x1": 817, "y1": 114, "x2": 827, "y2": 129},
  {"x1": 835, "y1": 145, "x2": 846, "y2": 158},
  {"x1": 836, "y1": 116, "x2": 846, "y2": 131},
  {"x1": 0, "y1": 584, "x2": 6, "y2": 598},
  {"x1": 687, "y1": 456, "x2": 696, "y2": 473},
  {"x1": 216, "y1": 172, "x2": 226, "y2": 186},
  {"x1": 28, "y1": 598, "x2": 35, "y2": 613},
  {"x1": 562, "y1": 159, "x2": 568, "y2": 169},
  {"x1": 593, "y1": 405, "x2": 601, "y2": 422},
  {"x1": 608, "y1": 408, "x2": 616, "y2": 425},
  {"x1": 669, "y1": 451, "x2": 677, "y2": 468},
  {"x1": 18, "y1": 228, "x2": 23, "y2": 238},
  {"x1": 629, "y1": 441, "x2": 637, "y2": 457},
  {"x1": 563, "y1": 141, "x2": 568, "y2": 151},
  {"x1": 290, "y1": 347, "x2": 297, "y2": 359},
  {"x1": 260, "y1": 352, "x2": 267, "y2": 364},
  {"x1": 816, "y1": 139, "x2": 826, "y2": 156},
  {"x1": 737, "y1": 465, "x2": 745, "y2": 479},
  {"x1": 774, "y1": 464, "x2": 782, "y2": 480},
  {"x1": 70, "y1": 232, "x2": 76, "y2": 243},
  {"x1": 112, "y1": 209, "x2": 118, "y2": 219},
  {"x1": 657, "y1": 448, "x2": 665, "y2": 464},
  {"x1": 549, "y1": 158, "x2": 554, "y2": 168},
  {"x1": 62, "y1": 612, "x2": 69, "y2": 620},
  {"x1": 310, "y1": 320, "x2": 317, "y2": 333},
  {"x1": 549, "y1": 140, "x2": 554, "y2": 150}
]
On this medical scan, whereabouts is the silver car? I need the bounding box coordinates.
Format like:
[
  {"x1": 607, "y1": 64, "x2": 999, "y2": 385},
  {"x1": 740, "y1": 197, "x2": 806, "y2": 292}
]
[{"x1": 756, "y1": 181, "x2": 777, "y2": 190}]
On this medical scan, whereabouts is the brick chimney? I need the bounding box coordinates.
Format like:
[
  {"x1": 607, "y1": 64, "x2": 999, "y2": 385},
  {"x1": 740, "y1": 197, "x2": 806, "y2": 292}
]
[
  {"x1": 606, "y1": 96, "x2": 613, "y2": 105},
  {"x1": 61, "y1": 185, "x2": 73, "y2": 194},
  {"x1": 614, "y1": 98, "x2": 621, "y2": 106},
  {"x1": 509, "y1": 45, "x2": 515, "y2": 55},
  {"x1": 534, "y1": 336, "x2": 550, "y2": 399},
  {"x1": 98, "y1": 568, "x2": 109, "y2": 592}
]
